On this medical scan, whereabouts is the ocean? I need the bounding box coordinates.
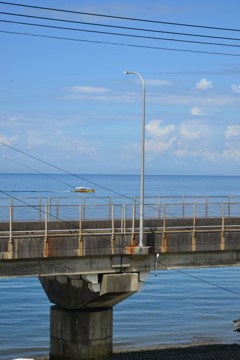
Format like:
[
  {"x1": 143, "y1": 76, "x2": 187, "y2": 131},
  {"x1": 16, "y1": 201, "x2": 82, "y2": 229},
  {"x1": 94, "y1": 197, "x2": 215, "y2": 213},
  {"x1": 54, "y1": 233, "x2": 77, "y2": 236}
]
[{"x1": 1, "y1": 173, "x2": 240, "y2": 359}]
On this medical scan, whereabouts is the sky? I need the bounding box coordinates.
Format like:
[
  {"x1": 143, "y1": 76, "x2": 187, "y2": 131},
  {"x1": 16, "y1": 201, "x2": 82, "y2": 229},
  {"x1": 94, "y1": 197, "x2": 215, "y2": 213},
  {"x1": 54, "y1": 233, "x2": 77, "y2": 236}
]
[{"x1": 1, "y1": 0, "x2": 240, "y2": 175}]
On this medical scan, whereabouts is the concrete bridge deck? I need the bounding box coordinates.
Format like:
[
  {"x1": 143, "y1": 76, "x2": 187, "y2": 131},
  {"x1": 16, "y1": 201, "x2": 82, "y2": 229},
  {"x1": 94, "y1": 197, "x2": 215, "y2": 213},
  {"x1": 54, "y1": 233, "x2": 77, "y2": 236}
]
[{"x1": 1, "y1": 197, "x2": 240, "y2": 360}]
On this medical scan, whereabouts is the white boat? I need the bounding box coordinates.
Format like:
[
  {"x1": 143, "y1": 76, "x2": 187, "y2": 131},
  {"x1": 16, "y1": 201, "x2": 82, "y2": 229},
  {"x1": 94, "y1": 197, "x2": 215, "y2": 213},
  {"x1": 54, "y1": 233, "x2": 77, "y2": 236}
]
[{"x1": 74, "y1": 186, "x2": 95, "y2": 193}]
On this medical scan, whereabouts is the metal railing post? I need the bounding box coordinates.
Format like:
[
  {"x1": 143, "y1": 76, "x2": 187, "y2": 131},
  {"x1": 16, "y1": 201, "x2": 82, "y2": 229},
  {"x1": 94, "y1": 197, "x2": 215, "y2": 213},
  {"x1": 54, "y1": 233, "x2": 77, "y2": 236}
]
[
  {"x1": 182, "y1": 196, "x2": 185, "y2": 218},
  {"x1": 206, "y1": 196, "x2": 208, "y2": 218},
  {"x1": 221, "y1": 203, "x2": 225, "y2": 250},
  {"x1": 132, "y1": 203, "x2": 135, "y2": 239},
  {"x1": 83, "y1": 197, "x2": 86, "y2": 220},
  {"x1": 134, "y1": 197, "x2": 136, "y2": 220},
  {"x1": 111, "y1": 204, "x2": 115, "y2": 254},
  {"x1": 48, "y1": 197, "x2": 51, "y2": 221},
  {"x1": 228, "y1": 196, "x2": 230, "y2": 218},
  {"x1": 45, "y1": 204, "x2": 48, "y2": 242},
  {"x1": 79, "y1": 205, "x2": 83, "y2": 235},
  {"x1": 9, "y1": 205, "x2": 13, "y2": 243},
  {"x1": 193, "y1": 204, "x2": 196, "y2": 234},
  {"x1": 78, "y1": 204, "x2": 83, "y2": 255},
  {"x1": 222, "y1": 203, "x2": 225, "y2": 232},
  {"x1": 123, "y1": 204, "x2": 126, "y2": 234},
  {"x1": 163, "y1": 204, "x2": 166, "y2": 235},
  {"x1": 56, "y1": 197, "x2": 59, "y2": 221},
  {"x1": 158, "y1": 196, "x2": 161, "y2": 219},
  {"x1": 121, "y1": 205, "x2": 123, "y2": 233},
  {"x1": 39, "y1": 198, "x2": 42, "y2": 221},
  {"x1": 108, "y1": 197, "x2": 112, "y2": 220},
  {"x1": 112, "y1": 204, "x2": 115, "y2": 236}
]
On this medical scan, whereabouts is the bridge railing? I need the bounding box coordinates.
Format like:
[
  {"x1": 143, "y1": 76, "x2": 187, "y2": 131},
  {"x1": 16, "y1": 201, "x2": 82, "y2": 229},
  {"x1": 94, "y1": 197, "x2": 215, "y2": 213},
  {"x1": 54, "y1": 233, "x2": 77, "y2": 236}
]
[
  {"x1": 0, "y1": 197, "x2": 240, "y2": 224},
  {"x1": 1, "y1": 199, "x2": 240, "y2": 242}
]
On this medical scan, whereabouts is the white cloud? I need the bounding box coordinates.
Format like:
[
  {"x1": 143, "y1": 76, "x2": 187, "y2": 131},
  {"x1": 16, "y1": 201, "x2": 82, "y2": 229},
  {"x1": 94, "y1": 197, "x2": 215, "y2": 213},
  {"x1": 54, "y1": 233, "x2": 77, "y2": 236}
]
[
  {"x1": 191, "y1": 107, "x2": 204, "y2": 116},
  {"x1": 180, "y1": 127, "x2": 200, "y2": 139},
  {"x1": 64, "y1": 86, "x2": 111, "y2": 94},
  {"x1": 27, "y1": 130, "x2": 50, "y2": 146},
  {"x1": 175, "y1": 148, "x2": 202, "y2": 157},
  {"x1": 202, "y1": 151, "x2": 222, "y2": 161},
  {"x1": 231, "y1": 84, "x2": 240, "y2": 93},
  {"x1": 145, "y1": 120, "x2": 175, "y2": 137},
  {"x1": 195, "y1": 78, "x2": 213, "y2": 90},
  {"x1": 145, "y1": 137, "x2": 176, "y2": 153},
  {"x1": 223, "y1": 147, "x2": 240, "y2": 160},
  {"x1": 225, "y1": 125, "x2": 240, "y2": 139},
  {"x1": 145, "y1": 79, "x2": 172, "y2": 86},
  {"x1": 0, "y1": 134, "x2": 18, "y2": 145}
]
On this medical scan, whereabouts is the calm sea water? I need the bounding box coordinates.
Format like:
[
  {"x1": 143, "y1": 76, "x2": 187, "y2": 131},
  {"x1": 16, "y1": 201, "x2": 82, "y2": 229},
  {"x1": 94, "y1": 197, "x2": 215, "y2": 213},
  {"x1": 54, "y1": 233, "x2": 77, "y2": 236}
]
[{"x1": 1, "y1": 174, "x2": 240, "y2": 359}]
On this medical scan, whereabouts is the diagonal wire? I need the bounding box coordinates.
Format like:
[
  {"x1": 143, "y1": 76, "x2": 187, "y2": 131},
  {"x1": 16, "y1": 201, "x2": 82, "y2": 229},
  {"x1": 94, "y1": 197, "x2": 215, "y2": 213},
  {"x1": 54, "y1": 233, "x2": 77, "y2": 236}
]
[
  {"x1": 1, "y1": 19, "x2": 240, "y2": 49},
  {"x1": 1, "y1": 30, "x2": 240, "y2": 57},
  {"x1": 1, "y1": 11, "x2": 240, "y2": 43}
]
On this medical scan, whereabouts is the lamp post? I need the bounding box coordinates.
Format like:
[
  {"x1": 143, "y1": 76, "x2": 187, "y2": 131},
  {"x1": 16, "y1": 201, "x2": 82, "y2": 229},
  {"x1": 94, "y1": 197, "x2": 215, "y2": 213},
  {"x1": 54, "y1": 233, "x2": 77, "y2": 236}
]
[{"x1": 124, "y1": 71, "x2": 145, "y2": 248}]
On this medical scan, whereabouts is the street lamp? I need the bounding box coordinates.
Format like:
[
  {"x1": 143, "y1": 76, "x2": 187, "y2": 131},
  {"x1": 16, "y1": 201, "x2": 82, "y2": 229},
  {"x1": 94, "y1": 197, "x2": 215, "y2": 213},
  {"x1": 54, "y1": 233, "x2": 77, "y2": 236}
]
[{"x1": 124, "y1": 71, "x2": 145, "y2": 248}]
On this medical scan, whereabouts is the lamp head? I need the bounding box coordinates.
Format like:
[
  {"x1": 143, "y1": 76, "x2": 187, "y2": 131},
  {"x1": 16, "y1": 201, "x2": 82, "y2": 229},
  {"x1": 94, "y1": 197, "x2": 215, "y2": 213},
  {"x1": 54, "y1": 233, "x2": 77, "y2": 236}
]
[{"x1": 123, "y1": 71, "x2": 129, "y2": 74}]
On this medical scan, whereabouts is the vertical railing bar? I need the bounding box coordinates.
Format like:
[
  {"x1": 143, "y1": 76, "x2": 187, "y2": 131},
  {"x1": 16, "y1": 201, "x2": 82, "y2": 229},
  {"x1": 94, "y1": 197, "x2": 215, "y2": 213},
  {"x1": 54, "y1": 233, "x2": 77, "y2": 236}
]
[
  {"x1": 193, "y1": 204, "x2": 196, "y2": 233},
  {"x1": 83, "y1": 197, "x2": 86, "y2": 220},
  {"x1": 9, "y1": 205, "x2": 13, "y2": 243},
  {"x1": 163, "y1": 204, "x2": 166, "y2": 233},
  {"x1": 132, "y1": 204, "x2": 135, "y2": 236},
  {"x1": 124, "y1": 204, "x2": 126, "y2": 234},
  {"x1": 158, "y1": 196, "x2": 161, "y2": 219},
  {"x1": 134, "y1": 197, "x2": 136, "y2": 220},
  {"x1": 228, "y1": 196, "x2": 230, "y2": 218},
  {"x1": 79, "y1": 205, "x2": 82, "y2": 235},
  {"x1": 121, "y1": 205, "x2": 123, "y2": 233},
  {"x1": 44, "y1": 203, "x2": 48, "y2": 242},
  {"x1": 112, "y1": 204, "x2": 114, "y2": 236},
  {"x1": 182, "y1": 196, "x2": 185, "y2": 219},
  {"x1": 56, "y1": 197, "x2": 59, "y2": 221},
  {"x1": 206, "y1": 196, "x2": 208, "y2": 218},
  {"x1": 222, "y1": 203, "x2": 225, "y2": 232},
  {"x1": 108, "y1": 197, "x2": 112, "y2": 220},
  {"x1": 39, "y1": 197, "x2": 42, "y2": 221},
  {"x1": 48, "y1": 197, "x2": 51, "y2": 221}
]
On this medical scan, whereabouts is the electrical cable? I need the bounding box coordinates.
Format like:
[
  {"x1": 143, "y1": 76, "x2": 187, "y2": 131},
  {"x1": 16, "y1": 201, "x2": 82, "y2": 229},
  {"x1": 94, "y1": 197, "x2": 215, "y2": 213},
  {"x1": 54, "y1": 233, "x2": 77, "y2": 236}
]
[
  {"x1": 1, "y1": 30, "x2": 240, "y2": 57},
  {"x1": 1, "y1": 18, "x2": 240, "y2": 49},
  {"x1": 2, "y1": 146, "x2": 240, "y2": 250},
  {"x1": 1, "y1": 146, "x2": 240, "y2": 295},
  {"x1": 0, "y1": 142, "x2": 236, "y2": 232},
  {"x1": 1, "y1": 11, "x2": 240, "y2": 43},
  {"x1": 1, "y1": 186, "x2": 240, "y2": 297},
  {"x1": 0, "y1": 1, "x2": 240, "y2": 33},
  {"x1": 0, "y1": 142, "x2": 240, "y2": 243}
]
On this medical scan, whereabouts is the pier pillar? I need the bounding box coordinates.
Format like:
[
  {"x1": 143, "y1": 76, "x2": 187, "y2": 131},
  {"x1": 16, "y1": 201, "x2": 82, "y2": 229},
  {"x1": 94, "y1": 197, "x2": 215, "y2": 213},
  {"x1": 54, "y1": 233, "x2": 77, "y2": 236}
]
[
  {"x1": 50, "y1": 306, "x2": 112, "y2": 360},
  {"x1": 39, "y1": 271, "x2": 150, "y2": 360}
]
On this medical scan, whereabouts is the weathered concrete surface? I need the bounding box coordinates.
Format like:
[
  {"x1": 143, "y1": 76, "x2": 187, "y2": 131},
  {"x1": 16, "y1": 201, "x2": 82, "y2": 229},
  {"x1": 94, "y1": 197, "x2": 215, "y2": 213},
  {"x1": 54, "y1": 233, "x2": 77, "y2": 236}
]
[
  {"x1": 39, "y1": 273, "x2": 140, "y2": 309},
  {"x1": 1, "y1": 217, "x2": 240, "y2": 262},
  {"x1": 1, "y1": 251, "x2": 240, "y2": 279},
  {"x1": 50, "y1": 306, "x2": 112, "y2": 360},
  {"x1": 41, "y1": 272, "x2": 146, "y2": 360}
]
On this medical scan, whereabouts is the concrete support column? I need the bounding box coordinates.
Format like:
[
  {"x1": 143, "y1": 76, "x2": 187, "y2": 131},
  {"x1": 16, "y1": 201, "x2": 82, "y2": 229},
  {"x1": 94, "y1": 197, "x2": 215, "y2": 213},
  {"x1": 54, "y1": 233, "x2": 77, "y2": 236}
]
[{"x1": 50, "y1": 305, "x2": 113, "y2": 360}]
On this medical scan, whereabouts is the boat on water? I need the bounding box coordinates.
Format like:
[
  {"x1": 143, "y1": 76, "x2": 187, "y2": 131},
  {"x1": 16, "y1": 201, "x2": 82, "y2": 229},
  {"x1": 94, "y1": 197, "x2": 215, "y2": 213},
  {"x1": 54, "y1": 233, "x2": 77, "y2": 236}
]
[{"x1": 74, "y1": 186, "x2": 95, "y2": 193}]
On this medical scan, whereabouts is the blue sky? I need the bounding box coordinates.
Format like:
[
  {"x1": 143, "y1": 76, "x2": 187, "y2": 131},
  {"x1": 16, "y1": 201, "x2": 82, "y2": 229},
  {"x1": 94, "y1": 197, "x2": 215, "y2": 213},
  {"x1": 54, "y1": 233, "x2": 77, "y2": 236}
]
[{"x1": 1, "y1": 0, "x2": 240, "y2": 175}]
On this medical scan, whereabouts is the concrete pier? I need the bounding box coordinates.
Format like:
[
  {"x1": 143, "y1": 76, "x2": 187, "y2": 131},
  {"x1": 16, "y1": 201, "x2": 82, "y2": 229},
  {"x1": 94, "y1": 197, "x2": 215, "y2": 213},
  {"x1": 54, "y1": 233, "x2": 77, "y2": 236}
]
[
  {"x1": 39, "y1": 271, "x2": 148, "y2": 360},
  {"x1": 50, "y1": 306, "x2": 112, "y2": 360}
]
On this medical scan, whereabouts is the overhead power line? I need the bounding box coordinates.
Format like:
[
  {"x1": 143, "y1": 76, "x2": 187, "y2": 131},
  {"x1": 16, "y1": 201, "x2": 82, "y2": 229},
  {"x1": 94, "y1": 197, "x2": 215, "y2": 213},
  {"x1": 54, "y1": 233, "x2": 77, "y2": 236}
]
[
  {"x1": 0, "y1": 1, "x2": 240, "y2": 33},
  {"x1": 1, "y1": 11, "x2": 240, "y2": 43},
  {"x1": 1, "y1": 18, "x2": 240, "y2": 49},
  {"x1": 1, "y1": 145, "x2": 240, "y2": 297},
  {"x1": 1, "y1": 29, "x2": 240, "y2": 57}
]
